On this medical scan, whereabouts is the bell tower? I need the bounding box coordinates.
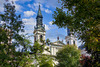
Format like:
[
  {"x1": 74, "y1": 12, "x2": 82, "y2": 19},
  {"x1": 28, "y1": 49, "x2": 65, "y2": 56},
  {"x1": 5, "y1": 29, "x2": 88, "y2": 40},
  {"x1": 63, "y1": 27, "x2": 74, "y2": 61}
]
[
  {"x1": 65, "y1": 28, "x2": 77, "y2": 45},
  {"x1": 34, "y1": 4, "x2": 45, "y2": 45}
]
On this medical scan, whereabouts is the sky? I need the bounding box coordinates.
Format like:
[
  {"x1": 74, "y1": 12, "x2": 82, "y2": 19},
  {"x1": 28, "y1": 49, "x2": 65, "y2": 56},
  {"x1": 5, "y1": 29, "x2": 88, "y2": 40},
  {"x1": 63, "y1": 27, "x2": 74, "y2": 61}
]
[{"x1": 0, "y1": 0, "x2": 81, "y2": 46}]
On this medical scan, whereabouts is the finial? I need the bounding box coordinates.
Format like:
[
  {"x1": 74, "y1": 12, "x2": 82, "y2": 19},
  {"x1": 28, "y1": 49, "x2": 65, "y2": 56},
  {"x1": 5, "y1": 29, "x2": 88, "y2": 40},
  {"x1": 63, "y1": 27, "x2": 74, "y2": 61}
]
[
  {"x1": 38, "y1": 2, "x2": 41, "y2": 10},
  {"x1": 57, "y1": 36, "x2": 59, "y2": 41},
  {"x1": 39, "y1": 2, "x2": 40, "y2": 7},
  {"x1": 12, "y1": 0, "x2": 14, "y2": 4}
]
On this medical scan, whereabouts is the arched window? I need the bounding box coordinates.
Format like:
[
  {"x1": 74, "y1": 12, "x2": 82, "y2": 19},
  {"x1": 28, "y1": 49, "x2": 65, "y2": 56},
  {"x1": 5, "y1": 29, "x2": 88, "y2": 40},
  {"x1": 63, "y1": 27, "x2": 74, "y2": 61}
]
[
  {"x1": 34, "y1": 36, "x2": 36, "y2": 42},
  {"x1": 67, "y1": 41, "x2": 69, "y2": 44},
  {"x1": 40, "y1": 35, "x2": 42, "y2": 39},
  {"x1": 40, "y1": 35, "x2": 43, "y2": 42},
  {"x1": 73, "y1": 41, "x2": 75, "y2": 44}
]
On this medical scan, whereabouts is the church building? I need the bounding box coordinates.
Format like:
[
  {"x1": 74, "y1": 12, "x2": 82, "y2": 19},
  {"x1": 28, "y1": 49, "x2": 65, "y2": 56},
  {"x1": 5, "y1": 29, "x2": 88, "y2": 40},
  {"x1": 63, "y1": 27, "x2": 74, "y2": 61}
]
[
  {"x1": 33, "y1": 4, "x2": 78, "y2": 56},
  {"x1": 34, "y1": 4, "x2": 46, "y2": 45}
]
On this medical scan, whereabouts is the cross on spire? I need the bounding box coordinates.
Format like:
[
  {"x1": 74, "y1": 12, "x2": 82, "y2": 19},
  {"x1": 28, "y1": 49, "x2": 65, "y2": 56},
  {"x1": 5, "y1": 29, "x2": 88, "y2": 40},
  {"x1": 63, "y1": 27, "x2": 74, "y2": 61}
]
[{"x1": 12, "y1": 0, "x2": 14, "y2": 4}]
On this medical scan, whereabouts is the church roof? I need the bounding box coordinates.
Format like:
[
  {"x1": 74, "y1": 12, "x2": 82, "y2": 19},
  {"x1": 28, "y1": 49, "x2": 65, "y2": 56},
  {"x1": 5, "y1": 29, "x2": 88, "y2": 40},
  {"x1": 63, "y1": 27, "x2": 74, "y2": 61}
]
[{"x1": 51, "y1": 40, "x2": 65, "y2": 46}]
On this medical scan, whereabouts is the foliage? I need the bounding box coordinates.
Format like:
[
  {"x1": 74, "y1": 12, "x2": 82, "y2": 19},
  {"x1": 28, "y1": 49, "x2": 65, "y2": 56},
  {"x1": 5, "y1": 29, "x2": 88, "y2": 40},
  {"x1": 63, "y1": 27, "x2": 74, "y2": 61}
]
[
  {"x1": 39, "y1": 55, "x2": 54, "y2": 67},
  {"x1": 56, "y1": 45, "x2": 81, "y2": 67},
  {"x1": 80, "y1": 54, "x2": 100, "y2": 67},
  {"x1": 0, "y1": 2, "x2": 34, "y2": 67},
  {"x1": 53, "y1": 0, "x2": 100, "y2": 66},
  {"x1": 46, "y1": 39, "x2": 51, "y2": 45},
  {"x1": 31, "y1": 41, "x2": 45, "y2": 59},
  {"x1": 30, "y1": 39, "x2": 54, "y2": 67},
  {"x1": 80, "y1": 55, "x2": 92, "y2": 67},
  {"x1": 0, "y1": 28, "x2": 8, "y2": 44}
]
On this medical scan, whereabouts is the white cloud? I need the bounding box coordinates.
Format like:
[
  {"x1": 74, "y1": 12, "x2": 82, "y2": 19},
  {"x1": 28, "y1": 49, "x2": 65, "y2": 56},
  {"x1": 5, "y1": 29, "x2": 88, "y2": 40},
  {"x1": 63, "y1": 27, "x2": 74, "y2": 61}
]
[
  {"x1": 33, "y1": 3, "x2": 44, "y2": 11},
  {"x1": 45, "y1": 9, "x2": 52, "y2": 14},
  {"x1": 4, "y1": 0, "x2": 30, "y2": 12},
  {"x1": 10, "y1": 0, "x2": 19, "y2": 1},
  {"x1": 22, "y1": 17, "x2": 36, "y2": 34},
  {"x1": 6, "y1": 0, "x2": 22, "y2": 12},
  {"x1": 19, "y1": 0, "x2": 31, "y2": 2},
  {"x1": 28, "y1": 3, "x2": 52, "y2": 14},
  {"x1": 0, "y1": 0, "x2": 23, "y2": 12},
  {"x1": 22, "y1": 17, "x2": 36, "y2": 25},
  {"x1": 10, "y1": 0, "x2": 31, "y2": 3},
  {"x1": 49, "y1": 21, "x2": 53, "y2": 25},
  {"x1": 24, "y1": 11, "x2": 36, "y2": 17},
  {"x1": 0, "y1": 0, "x2": 5, "y2": 12},
  {"x1": 45, "y1": 24, "x2": 50, "y2": 30},
  {"x1": 47, "y1": 21, "x2": 57, "y2": 29},
  {"x1": 50, "y1": 38, "x2": 57, "y2": 42},
  {"x1": 0, "y1": 21, "x2": 6, "y2": 25},
  {"x1": 35, "y1": 0, "x2": 61, "y2": 8},
  {"x1": 28, "y1": 4, "x2": 31, "y2": 8},
  {"x1": 34, "y1": 0, "x2": 46, "y2": 4},
  {"x1": 24, "y1": 29, "x2": 33, "y2": 34},
  {"x1": 15, "y1": 4, "x2": 23, "y2": 12},
  {"x1": 1, "y1": 0, "x2": 32, "y2": 12},
  {"x1": 45, "y1": 5, "x2": 50, "y2": 8}
]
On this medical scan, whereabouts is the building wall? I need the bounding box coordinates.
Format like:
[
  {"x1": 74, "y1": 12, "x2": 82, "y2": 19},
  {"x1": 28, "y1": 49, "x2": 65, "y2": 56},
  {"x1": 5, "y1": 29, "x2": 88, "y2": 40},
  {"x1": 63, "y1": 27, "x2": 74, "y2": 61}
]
[
  {"x1": 43, "y1": 45, "x2": 63, "y2": 56},
  {"x1": 34, "y1": 30, "x2": 45, "y2": 45}
]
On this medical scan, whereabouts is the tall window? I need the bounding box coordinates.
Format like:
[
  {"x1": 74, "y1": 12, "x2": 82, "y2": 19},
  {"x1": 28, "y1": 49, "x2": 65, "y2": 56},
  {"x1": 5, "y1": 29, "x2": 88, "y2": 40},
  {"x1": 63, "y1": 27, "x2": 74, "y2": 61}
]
[
  {"x1": 34, "y1": 36, "x2": 36, "y2": 42},
  {"x1": 73, "y1": 41, "x2": 75, "y2": 44},
  {"x1": 40, "y1": 35, "x2": 43, "y2": 42},
  {"x1": 67, "y1": 41, "x2": 69, "y2": 44}
]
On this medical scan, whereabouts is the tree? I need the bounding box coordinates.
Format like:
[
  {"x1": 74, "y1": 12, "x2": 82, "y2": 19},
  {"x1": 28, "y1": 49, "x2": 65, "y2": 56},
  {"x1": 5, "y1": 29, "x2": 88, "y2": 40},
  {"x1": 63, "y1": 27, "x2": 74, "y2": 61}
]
[
  {"x1": 53, "y1": 0, "x2": 100, "y2": 66},
  {"x1": 39, "y1": 55, "x2": 54, "y2": 67},
  {"x1": 30, "y1": 39, "x2": 54, "y2": 67},
  {"x1": 80, "y1": 55, "x2": 92, "y2": 67},
  {"x1": 46, "y1": 39, "x2": 51, "y2": 45},
  {"x1": 0, "y1": 2, "x2": 34, "y2": 67},
  {"x1": 14, "y1": 36, "x2": 34, "y2": 67},
  {"x1": 56, "y1": 45, "x2": 81, "y2": 67},
  {"x1": 31, "y1": 41, "x2": 45, "y2": 59},
  {"x1": 30, "y1": 41, "x2": 46, "y2": 67}
]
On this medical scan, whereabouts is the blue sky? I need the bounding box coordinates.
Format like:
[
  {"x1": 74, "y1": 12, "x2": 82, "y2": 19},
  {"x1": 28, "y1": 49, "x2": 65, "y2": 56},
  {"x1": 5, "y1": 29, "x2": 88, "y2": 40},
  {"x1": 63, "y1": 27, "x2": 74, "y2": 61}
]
[{"x1": 0, "y1": 0, "x2": 81, "y2": 46}]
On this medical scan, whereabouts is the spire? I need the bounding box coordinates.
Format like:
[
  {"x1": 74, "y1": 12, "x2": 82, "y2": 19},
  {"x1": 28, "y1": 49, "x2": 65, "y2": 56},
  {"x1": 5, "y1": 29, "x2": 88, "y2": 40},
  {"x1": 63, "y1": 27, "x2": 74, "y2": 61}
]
[
  {"x1": 36, "y1": 4, "x2": 43, "y2": 18},
  {"x1": 67, "y1": 27, "x2": 74, "y2": 36},
  {"x1": 34, "y1": 3, "x2": 45, "y2": 31},
  {"x1": 67, "y1": 27, "x2": 70, "y2": 36}
]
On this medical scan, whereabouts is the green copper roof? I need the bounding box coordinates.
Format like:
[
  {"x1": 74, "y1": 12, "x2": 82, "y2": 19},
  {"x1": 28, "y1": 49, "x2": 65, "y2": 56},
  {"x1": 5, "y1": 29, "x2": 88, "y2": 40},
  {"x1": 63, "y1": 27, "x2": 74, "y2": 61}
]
[
  {"x1": 35, "y1": 4, "x2": 45, "y2": 31},
  {"x1": 37, "y1": 5, "x2": 42, "y2": 17}
]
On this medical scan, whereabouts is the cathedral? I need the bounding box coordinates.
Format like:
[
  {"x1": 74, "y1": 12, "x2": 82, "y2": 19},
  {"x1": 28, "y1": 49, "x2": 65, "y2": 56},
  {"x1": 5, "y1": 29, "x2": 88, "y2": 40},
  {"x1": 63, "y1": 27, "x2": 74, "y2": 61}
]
[{"x1": 33, "y1": 4, "x2": 77, "y2": 56}]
